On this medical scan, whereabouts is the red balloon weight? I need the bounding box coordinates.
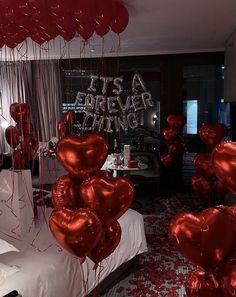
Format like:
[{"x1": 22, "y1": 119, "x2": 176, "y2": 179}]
[
  {"x1": 162, "y1": 127, "x2": 178, "y2": 142},
  {"x1": 49, "y1": 208, "x2": 103, "y2": 257},
  {"x1": 5, "y1": 126, "x2": 20, "y2": 149},
  {"x1": 212, "y1": 142, "x2": 236, "y2": 195},
  {"x1": 56, "y1": 134, "x2": 108, "y2": 180},
  {"x1": 95, "y1": 0, "x2": 113, "y2": 28},
  {"x1": 160, "y1": 154, "x2": 174, "y2": 168},
  {"x1": 16, "y1": 121, "x2": 33, "y2": 137},
  {"x1": 64, "y1": 110, "x2": 76, "y2": 126},
  {"x1": 57, "y1": 121, "x2": 69, "y2": 138},
  {"x1": 21, "y1": 136, "x2": 38, "y2": 160},
  {"x1": 167, "y1": 114, "x2": 186, "y2": 130},
  {"x1": 199, "y1": 123, "x2": 225, "y2": 150},
  {"x1": 186, "y1": 268, "x2": 220, "y2": 297},
  {"x1": 194, "y1": 154, "x2": 215, "y2": 181},
  {"x1": 110, "y1": 1, "x2": 129, "y2": 34},
  {"x1": 168, "y1": 139, "x2": 185, "y2": 157},
  {"x1": 52, "y1": 175, "x2": 82, "y2": 210},
  {"x1": 80, "y1": 174, "x2": 134, "y2": 226},
  {"x1": 13, "y1": 149, "x2": 26, "y2": 169},
  {"x1": 10, "y1": 103, "x2": 30, "y2": 123},
  {"x1": 191, "y1": 175, "x2": 213, "y2": 200},
  {"x1": 89, "y1": 221, "x2": 121, "y2": 264},
  {"x1": 169, "y1": 206, "x2": 235, "y2": 271}
]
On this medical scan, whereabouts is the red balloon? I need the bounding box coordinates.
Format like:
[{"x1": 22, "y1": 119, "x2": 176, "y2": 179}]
[
  {"x1": 162, "y1": 127, "x2": 178, "y2": 142},
  {"x1": 95, "y1": 0, "x2": 113, "y2": 28},
  {"x1": 52, "y1": 175, "x2": 82, "y2": 210},
  {"x1": 49, "y1": 208, "x2": 103, "y2": 257},
  {"x1": 169, "y1": 206, "x2": 235, "y2": 271},
  {"x1": 95, "y1": 23, "x2": 109, "y2": 37},
  {"x1": 5, "y1": 126, "x2": 20, "y2": 148},
  {"x1": 31, "y1": 32, "x2": 48, "y2": 45},
  {"x1": 199, "y1": 123, "x2": 225, "y2": 150},
  {"x1": 59, "y1": 29, "x2": 75, "y2": 42},
  {"x1": 212, "y1": 142, "x2": 236, "y2": 195},
  {"x1": 13, "y1": 149, "x2": 26, "y2": 169},
  {"x1": 57, "y1": 121, "x2": 69, "y2": 138},
  {"x1": 21, "y1": 136, "x2": 38, "y2": 160},
  {"x1": 56, "y1": 134, "x2": 108, "y2": 180},
  {"x1": 77, "y1": 23, "x2": 94, "y2": 40},
  {"x1": 191, "y1": 175, "x2": 213, "y2": 200},
  {"x1": 74, "y1": 0, "x2": 96, "y2": 25},
  {"x1": 213, "y1": 179, "x2": 228, "y2": 200},
  {"x1": 220, "y1": 251, "x2": 236, "y2": 297},
  {"x1": 160, "y1": 154, "x2": 174, "y2": 168},
  {"x1": 10, "y1": 103, "x2": 30, "y2": 123},
  {"x1": 186, "y1": 268, "x2": 220, "y2": 297},
  {"x1": 194, "y1": 154, "x2": 215, "y2": 181},
  {"x1": 110, "y1": 1, "x2": 129, "y2": 34},
  {"x1": 64, "y1": 110, "x2": 76, "y2": 126},
  {"x1": 16, "y1": 121, "x2": 33, "y2": 137},
  {"x1": 80, "y1": 173, "x2": 134, "y2": 226},
  {"x1": 168, "y1": 139, "x2": 185, "y2": 157},
  {"x1": 167, "y1": 114, "x2": 186, "y2": 130},
  {"x1": 89, "y1": 221, "x2": 121, "y2": 264}
]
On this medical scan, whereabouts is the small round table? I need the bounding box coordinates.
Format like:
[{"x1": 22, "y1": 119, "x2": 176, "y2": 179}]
[{"x1": 107, "y1": 164, "x2": 140, "y2": 178}]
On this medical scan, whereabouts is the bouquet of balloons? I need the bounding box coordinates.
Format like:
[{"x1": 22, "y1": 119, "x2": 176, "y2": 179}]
[
  {"x1": 49, "y1": 133, "x2": 135, "y2": 265},
  {"x1": 5, "y1": 102, "x2": 38, "y2": 169}
]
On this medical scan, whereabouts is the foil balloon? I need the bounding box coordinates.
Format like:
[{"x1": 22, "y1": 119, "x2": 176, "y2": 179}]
[
  {"x1": 194, "y1": 154, "x2": 215, "y2": 181},
  {"x1": 16, "y1": 121, "x2": 33, "y2": 137},
  {"x1": 191, "y1": 175, "x2": 213, "y2": 200},
  {"x1": 57, "y1": 121, "x2": 69, "y2": 138},
  {"x1": 49, "y1": 208, "x2": 103, "y2": 258},
  {"x1": 89, "y1": 221, "x2": 121, "y2": 264},
  {"x1": 213, "y1": 179, "x2": 228, "y2": 201},
  {"x1": 160, "y1": 154, "x2": 174, "y2": 168},
  {"x1": 186, "y1": 268, "x2": 220, "y2": 297},
  {"x1": 161, "y1": 127, "x2": 178, "y2": 142},
  {"x1": 168, "y1": 139, "x2": 185, "y2": 157},
  {"x1": 199, "y1": 123, "x2": 225, "y2": 150},
  {"x1": 10, "y1": 103, "x2": 30, "y2": 123},
  {"x1": 169, "y1": 206, "x2": 235, "y2": 271},
  {"x1": 5, "y1": 125, "x2": 20, "y2": 148},
  {"x1": 13, "y1": 149, "x2": 26, "y2": 169},
  {"x1": 56, "y1": 134, "x2": 108, "y2": 180},
  {"x1": 52, "y1": 175, "x2": 82, "y2": 210},
  {"x1": 64, "y1": 110, "x2": 76, "y2": 126},
  {"x1": 220, "y1": 251, "x2": 236, "y2": 297},
  {"x1": 21, "y1": 136, "x2": 38, "y2": 159},
  {"x1": 167, "y1": 114, "x2": 186, "y2": 130},
  {"x1": 212, "y1": 142, "x2": 236, "y2": 195},
  {"x1": 80, "y1": 173, "x2": 135, "y2": 226}
]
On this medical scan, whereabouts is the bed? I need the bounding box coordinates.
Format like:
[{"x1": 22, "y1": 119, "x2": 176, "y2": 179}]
[{"x1": 0, "y1": 205, "x2": 147, "y2": 297}]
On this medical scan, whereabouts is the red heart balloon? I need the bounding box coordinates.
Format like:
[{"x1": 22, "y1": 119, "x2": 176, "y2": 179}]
[
  {"x1": 186, "y1": 268, "x2": 220, "y2": 297},
  {"x1": 169, "y1": 206, "x2": 235, "y2": 271},
  {"x1": 13, "y1": 149, "x2": 26, "y2": 169},
  {"x1": 21, "y1": 136, "x2": 38, "y2": 160},
  {"x1": 80, "y1": 173, "x2": 134, "y2": 226},
  {"x1": 167, "y1": 114, "x2": 186, "y2": 130},
  {"x1": 89, "y1": 221, "x2": 121, "y2": 264},
  {"x1": 212, "y1": 142, "x2": 236, "y2": 195},
  {"x1": 16, "y1": 121, "x2": 33, "y2": 137},
  {"x1": 64, "y1": 110, "x2": 76, "y2": 126},
  {"x1": 191, "y1": 175, "x2": 213, "y2": 200},
  {"x1": 199, "y1": 123, "x2": 225, "y2": 150},
  {"x1": 194, "y1": 154, "x2": 215, "y2": 181},
  {"x1": 161, "y1": 127, "x2": 178, "y2": 142},
  {"x1": 49, "y1": 208, "x2": 103, "y2": 258},
  {"x1": 57, "y1": 121, "x2": 69, "y2": 138},
  {"x1": 10, "y1": 103, "x2": 30, "y2": 123},
  {"x1": 160, "y1": 154, "x2": 174, "y2": 168},
  {"x1": 56, "y1": 134, "x2": 108, "y2": 180},
  {"x1": 52, "y1": 175, "x2": 82, "y2": 210},
  {"x1": 5, "y1": 125, "x2": 20, "y2": 148}
]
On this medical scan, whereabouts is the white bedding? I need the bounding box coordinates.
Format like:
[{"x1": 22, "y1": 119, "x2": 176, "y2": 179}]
[{"x1": 0, "y1": 208, "x2": 147, "y2": 297}]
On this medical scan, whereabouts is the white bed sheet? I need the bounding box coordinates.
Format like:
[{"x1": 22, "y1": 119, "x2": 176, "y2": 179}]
[{"x1": 0, "y1": 208, "x2": 147, "y2": 297}]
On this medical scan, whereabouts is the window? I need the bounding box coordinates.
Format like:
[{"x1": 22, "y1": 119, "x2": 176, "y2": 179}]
[{"x1": 183, "y1": 100, "x2": 198, "y2": 134}]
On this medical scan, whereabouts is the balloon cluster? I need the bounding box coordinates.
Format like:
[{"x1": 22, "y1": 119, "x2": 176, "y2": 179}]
[
  {"x1": 160, "y1": 114, "x2": 186, "y2": 167},
  {"x1": 191, "y1": 123, "x2": 227, "y2": 203},
  {"x1": 5, "y1": 103, "x2": 38, "y2": 169},
  {"x1": 57, "y1": 109, "x2": 76, "y2": 139},
  {"x1": 170, "y1": 205, "x2": 236, "y2": 296},
  {"x1": 0, "y1": 0, "x2": 129, "y2": 48},
  {"x1": 49, "y1": 133, "x2": 135, "y2": 265}
]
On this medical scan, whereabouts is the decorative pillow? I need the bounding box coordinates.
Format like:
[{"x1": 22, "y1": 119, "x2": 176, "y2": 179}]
[
  {"x1": 0, "y1": 239, "x2": 19, "y2": 254},
  {"x1": 0, "y1": 262, "x2": 19, "y2": 285}
]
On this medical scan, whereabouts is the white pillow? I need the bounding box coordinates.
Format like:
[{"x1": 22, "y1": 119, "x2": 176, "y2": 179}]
[
  {"x1": 0, "y1": 239, "x2": 19, "y2": 254},
  {"x1": 0, "y1": 262, "x2": 19, "y2": 285}
]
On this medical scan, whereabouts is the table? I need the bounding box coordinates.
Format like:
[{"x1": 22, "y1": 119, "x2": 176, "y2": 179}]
[{"x1": 107, "y1": 164, "x2": 140, "y2": 178}]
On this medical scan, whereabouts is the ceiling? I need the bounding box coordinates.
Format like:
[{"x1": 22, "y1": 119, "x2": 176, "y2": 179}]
[{"x1": 1, "y1": 0, "x2": 236, "y2": 60}]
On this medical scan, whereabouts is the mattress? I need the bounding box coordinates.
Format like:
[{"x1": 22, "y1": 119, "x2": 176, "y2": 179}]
[{"x1": 0, "y1": 208, "x2": 147, "y2": 297}]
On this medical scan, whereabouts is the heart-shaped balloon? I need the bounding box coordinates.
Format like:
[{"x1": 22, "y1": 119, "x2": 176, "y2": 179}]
[
  {"x1": 212, "y1": 142, "x2": 236, "y2": 195},
  {"x1": 89, "y1": 221, "x2": 121, "y2": 264},
  {"x1": 167, "y1": 114, "x2": 186, "y2": 130},
  {"x1": 10, "y1": 102, "x2": 30, "y2": 123},
  {"x1": 5, "y1": 125, "x2": 20, "y2": 148},
  {"x1": 80, "y1": 172, "x2": 134, "y2": 226},
  {"x1": 56, "y1": 134, "x2": 108, "y2": 180},
  {"x1": 186, "y1": 268, "x2": 220, "y2": 297},
  {"x1": 16, "y1": 121, "x2": 33, "y2": 137},
  {"x1": 199, "y1": 123, "x2": 225, "y2": 150},
  {"x1": 194, "y1": 154, "x2": 215, "y2": 181},
  {"x1": 191, "y1": 175, "x2": 213, "y2": 200},
  {"x1": 169, "y1": 206, "x2": 235, "y2": 271},
  {"x1": 52, "y1": 175, "x2": 82, "y2": 209},
  {"x1": 161, "y1": 127, "x2": 178, "y2": 142},
  {"x1": 21, "y1": 136, "x2": 38, "y2": 160},
  {"x1": 49, "y1": 208, "x2": 103, "y2": 258},
  {"x1": 64, "y1": 110, "x2": 76, "y2": 126},
  {"x1": 57, "y1": 121, "x2": 69, "y2": 139}
]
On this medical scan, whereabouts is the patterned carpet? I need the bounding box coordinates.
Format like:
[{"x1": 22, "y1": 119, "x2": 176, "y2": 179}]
[{"x1": 103, "y1": 192, "x2": 207, "y2": 297}]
